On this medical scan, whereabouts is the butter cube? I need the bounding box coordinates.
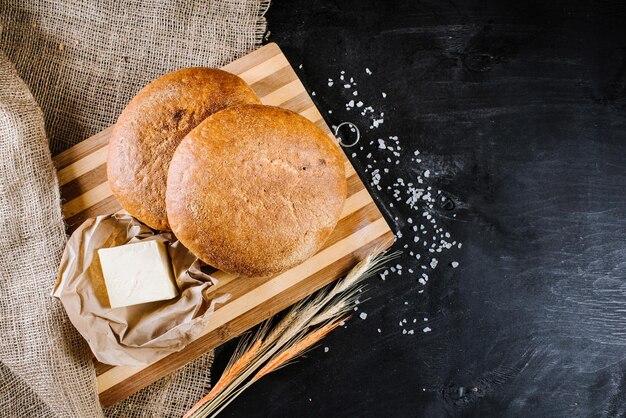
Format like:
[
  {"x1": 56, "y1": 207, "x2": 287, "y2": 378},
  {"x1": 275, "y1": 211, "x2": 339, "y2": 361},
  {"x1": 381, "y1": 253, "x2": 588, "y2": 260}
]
[{"x1": 98, "y1": 240, "x2": 178, "y2": 308}]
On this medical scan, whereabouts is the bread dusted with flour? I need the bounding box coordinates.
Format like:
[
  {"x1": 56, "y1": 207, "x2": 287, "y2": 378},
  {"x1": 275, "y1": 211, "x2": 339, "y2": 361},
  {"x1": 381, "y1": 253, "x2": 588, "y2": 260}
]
[
  {"x1": 166, "y1": 105, "x2": 347, "y2": 277},
  {"x1": 107, "y1": 68, "x2": 260, "y2": 230}
]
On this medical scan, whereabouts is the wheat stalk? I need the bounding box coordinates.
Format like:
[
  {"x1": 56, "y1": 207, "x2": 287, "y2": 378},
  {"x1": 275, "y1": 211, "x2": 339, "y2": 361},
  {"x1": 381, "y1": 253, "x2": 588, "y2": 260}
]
[
  {"x1": 208, "y1": 319, "x2": 346, "y2": 417},
  {"x1": 185, "y1": 246, "x2": 398, "y2": 418},
  {"x1": 183, "y1": 337, "x2": 263, "y2": 417},
  {"x1": 255, "y1": 318, "x2": 345, "y2": 379}
]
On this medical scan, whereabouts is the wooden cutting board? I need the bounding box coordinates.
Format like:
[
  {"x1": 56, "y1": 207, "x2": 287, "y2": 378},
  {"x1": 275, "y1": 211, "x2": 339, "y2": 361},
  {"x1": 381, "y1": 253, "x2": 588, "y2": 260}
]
[{"x1": 53, "y1": 42, "x2": 394, "y2": 407}]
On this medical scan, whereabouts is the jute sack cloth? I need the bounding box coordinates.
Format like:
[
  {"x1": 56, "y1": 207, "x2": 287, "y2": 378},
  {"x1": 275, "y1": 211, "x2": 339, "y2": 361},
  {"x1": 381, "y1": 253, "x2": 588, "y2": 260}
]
[{"x1": 0, "y1": 1, "x2": 269, "y2": 416}]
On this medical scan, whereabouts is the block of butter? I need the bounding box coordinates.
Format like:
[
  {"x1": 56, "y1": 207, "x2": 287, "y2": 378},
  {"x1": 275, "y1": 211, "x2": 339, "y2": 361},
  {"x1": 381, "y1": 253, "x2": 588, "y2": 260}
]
[{"x1": 98, "y1": 240, "x2": 178, "y2": 308}]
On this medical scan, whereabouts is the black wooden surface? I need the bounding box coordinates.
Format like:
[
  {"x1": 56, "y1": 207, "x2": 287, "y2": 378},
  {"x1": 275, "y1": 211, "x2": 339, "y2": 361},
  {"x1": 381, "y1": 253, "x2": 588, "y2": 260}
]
[{"x1": 215, "y1": 1, "x2": 626, "y2": 416}]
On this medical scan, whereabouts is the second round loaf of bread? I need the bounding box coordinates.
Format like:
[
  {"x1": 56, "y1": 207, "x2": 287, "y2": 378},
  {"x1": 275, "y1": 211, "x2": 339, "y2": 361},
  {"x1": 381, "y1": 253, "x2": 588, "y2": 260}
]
[{"x1": 166, "y1": 104, "x2": 347, "y2": 277}]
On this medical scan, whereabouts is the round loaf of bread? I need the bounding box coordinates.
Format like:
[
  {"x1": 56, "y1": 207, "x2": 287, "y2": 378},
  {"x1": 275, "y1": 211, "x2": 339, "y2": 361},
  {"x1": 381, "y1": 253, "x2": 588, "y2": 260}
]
[
  {"x1": 166, "y1": 105, "x2": 347, "y2": 277},
  {"x1": 107, "y1": 68, "x2": 261, "y2": 230}
]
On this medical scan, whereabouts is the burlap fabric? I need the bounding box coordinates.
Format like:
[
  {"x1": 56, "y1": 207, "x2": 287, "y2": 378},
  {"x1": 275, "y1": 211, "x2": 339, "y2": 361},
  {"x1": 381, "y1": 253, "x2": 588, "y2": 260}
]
[
  {"x1": 1, "y1": 0, "x2": 270, "y2": 155},
  {"x1": 0, "y1": 1, "x2": 269, "y2": 416}
]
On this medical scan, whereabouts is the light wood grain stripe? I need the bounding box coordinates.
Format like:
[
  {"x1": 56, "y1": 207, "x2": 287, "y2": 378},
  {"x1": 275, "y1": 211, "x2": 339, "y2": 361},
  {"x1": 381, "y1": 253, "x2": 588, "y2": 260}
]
[
  {"x1": 339, "y1": 188, "x2": 370, "y2": 218},
  {"x1": 300, "y1": 106, "x2": 324, "y2": 124},
  {"x1": 62, "y1": 182, "x2": 112, "y2": 218},
  {"x1": 54, "y1": 126, "x2": 113, "y2": 169},
  {"x1": 65, "y1": 196, "x2": 122, "y2": 234},
  {"x1": 221, "y1": 43, "x2": 282, "y2": 76},
  {"x1": 344, "y1": 159, "x2": 356, "y2": 178},
  {"x1": 249, "y1": 65, "x2": 298, "y2": 99},
  {"x1": 236, "y1": 53, "x2": 290, "y2": 85},
  {"x1": 260, "y1": 79, "x2": 302, "y2": 106},
  {"x1": 97, "y1": 216, "x2": 390, "y2": 393},
  {"x1": 57, "y1": 146, "x2": 108, "y2": 186}
]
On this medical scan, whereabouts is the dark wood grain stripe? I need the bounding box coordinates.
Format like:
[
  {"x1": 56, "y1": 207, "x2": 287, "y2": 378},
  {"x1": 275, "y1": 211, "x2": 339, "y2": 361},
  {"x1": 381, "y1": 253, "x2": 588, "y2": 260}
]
[
  {"x1": 277, "y1": 90, "x2": 314, "y2": 115},
  {"x1": 248, "y1": 65, "x2": 297, "y2": 98},
  {"x1": 65, "y1": 195, "x2": 121, "y2": 233},
  {"x1": 94, "y1": 361, "x2": 115, "y2": 376},
  {"x1": 60, "y1": 163, "x2": 107, "y2": 202},
  {"x1": 346, "y1": 172, "x2": 363, "y2": 195}
]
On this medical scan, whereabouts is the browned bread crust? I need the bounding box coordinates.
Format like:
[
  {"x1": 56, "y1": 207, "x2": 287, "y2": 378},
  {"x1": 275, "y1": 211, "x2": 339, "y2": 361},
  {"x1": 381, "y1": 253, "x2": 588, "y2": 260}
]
[
  {"x1": 166, "y1": 105, "x2": 347, "y2": 277},
  {"x1": 107, "y1": 68, "x2": 261, "y2": 230}
]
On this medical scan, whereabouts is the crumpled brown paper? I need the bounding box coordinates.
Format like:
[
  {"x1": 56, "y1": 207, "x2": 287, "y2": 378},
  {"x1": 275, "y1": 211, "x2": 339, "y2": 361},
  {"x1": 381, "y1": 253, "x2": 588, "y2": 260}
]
[{"x1": 53, "y1": 213, "x2": 228, "y2": 366}]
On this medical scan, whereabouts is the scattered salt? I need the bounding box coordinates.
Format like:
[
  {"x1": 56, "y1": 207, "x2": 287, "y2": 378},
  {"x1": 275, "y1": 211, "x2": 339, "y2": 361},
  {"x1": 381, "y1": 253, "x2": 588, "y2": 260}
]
[
  {"x1": 323, "y1": 67, "x2": 463, "y2": 337},
  {"x1": 430, "y1": 258, "x2": 438, "y2": 269}
]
